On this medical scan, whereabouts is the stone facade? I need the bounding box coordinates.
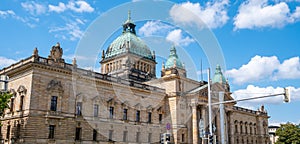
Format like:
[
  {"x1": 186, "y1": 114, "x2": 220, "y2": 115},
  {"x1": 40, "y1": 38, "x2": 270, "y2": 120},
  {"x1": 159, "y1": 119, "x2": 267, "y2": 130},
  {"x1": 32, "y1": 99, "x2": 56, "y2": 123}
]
[{"x1": 0, "y1": 13, "x2": 270, "y2": 144}]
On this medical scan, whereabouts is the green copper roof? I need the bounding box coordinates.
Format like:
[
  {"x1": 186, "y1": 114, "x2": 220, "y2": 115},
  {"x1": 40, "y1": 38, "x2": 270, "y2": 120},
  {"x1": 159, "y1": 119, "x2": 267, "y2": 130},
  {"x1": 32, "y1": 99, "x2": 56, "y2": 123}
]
[
  {"x1": 212, "y1": 65, "x2": 226, "y2": 84},
  {"x1": 105, "y1": 32, "x2": 153, "y2": 59},
  {"x1": 165, "y1": 46, "x2": 184, "y2": 69},
  {"x1": 104, "y1": 11, "x2": 154, "y2": 60}
]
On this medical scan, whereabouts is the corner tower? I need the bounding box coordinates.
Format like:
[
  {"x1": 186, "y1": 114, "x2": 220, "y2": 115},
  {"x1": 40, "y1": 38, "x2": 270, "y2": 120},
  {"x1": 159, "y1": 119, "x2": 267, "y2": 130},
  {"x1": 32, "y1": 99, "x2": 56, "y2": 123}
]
[
  {"x1": 161, "y1": 45, "x2": 186, "y2": 78},
  {"x1": 100, "y1": 11, "x2": 156, "y2": 82}
]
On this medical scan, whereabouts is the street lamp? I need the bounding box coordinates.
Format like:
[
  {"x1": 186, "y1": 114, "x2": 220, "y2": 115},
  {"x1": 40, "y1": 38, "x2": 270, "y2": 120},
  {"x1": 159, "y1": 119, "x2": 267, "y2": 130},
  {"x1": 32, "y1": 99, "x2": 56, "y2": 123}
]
[{"x1": 0, "y1": 75, "x2": 9, "y2": 91}]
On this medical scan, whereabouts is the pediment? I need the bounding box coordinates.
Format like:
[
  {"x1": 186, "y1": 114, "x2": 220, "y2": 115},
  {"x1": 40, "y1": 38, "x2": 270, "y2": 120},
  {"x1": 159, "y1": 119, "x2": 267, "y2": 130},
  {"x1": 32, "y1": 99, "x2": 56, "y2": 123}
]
[{"x1": 17, "y1": 85, "x2": 27, "y2": 95}]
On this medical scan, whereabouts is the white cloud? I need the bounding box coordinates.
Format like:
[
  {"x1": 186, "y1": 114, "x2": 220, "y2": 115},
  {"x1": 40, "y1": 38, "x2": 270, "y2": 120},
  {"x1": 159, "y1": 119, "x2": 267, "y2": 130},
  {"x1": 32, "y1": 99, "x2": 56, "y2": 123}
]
[
  {"x1": 0, "y1": 10, "x2": 15, "y2": 18},
  {"x1": 291, "y1": 6, "x2": 300, "y2": 20},
  {"x1": 49, "y1": 19, "x2": 84, "y2": 41},
  {"x1": 49, "y1": 1, "x2": 94, "y2": 13},
  {"x1": 232, "y1": 85, "x2": 300, "y2": 109},
  {"x1": 226, "y1": 55, "x2": 280, "y2": 84},
  {"x1": 0, "y1": 10, "x2": 37, "y2": 28},
  {"x1": 49, "y1": 2, "x2": 66, "y2": 13},
  {"x1": 169, "y1": 1, "x2": 229, "y2": 29},
  {"x1": 166, "y1": 29, "x2": 194, "y2": 46},
  {"x1": 21, "y1": 1, "x2": 46, "y2": 15},
  {"x1": 138, "y1": 21, "x2": 172, "y2": 37},
  {"x1": 0, "y1": 57, "x2": 17, "y2": 69},
  {"x1": 234, "y1": 0, "x2": 300, "y2": 29},
  {"x1": 226, "y1": 56, "x2": 300, "y2": 84},
  {"x1": 275, "y1": 57, "x2": 300, "y2": 79}
]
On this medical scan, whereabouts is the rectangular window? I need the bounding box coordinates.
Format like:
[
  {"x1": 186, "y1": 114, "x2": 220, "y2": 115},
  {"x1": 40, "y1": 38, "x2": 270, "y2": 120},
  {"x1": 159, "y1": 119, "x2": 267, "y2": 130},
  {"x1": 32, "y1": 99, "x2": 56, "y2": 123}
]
[
  {"x1": 76, "y1": 102, "x2": 82, "y2": 116},
  {"x1": 10, "y1": 98, "x2": 14, "y2": 112},
  {"x1": 136, "y1": 110, "x2": 140, "y2": 122},
  {"x1": 93, "y1": 129, "x2": 97, "y2": 141},
  {"x1": 16, "y1": 124, "x2": 21, "y2": 138},
  {"x1": 109, "y1": 130, "x2": 113, "y2": 141},
  {"x1": 109, "y1": 107, "x2": 114, "y2": 119},
  {"x1": 20, "y1": 96, "x2": 24, "y2": 111},
  {"x1": 182, "y1": 134, "x2": 185, "y2": 142},
  {"x1": 75, "y1": 127, "x2": 81, "y2": 141},
  {"x1": 148, "y1": 133, "x2": 152, "y2": 143},
  {"x1": 50, "y1": 96, "x2": 57, "y2": 111},
  {"x1": 6, "y1": 125, "x2": 10, "y2": 139},
  {"x1": 93, "y1": 104, "x2": 99, "y2": 117},
  {"x1": 123, "y1": 131, "x2": 128, "y2": 142},
  {"x1": 159, "y1": 114, "x2": 162, "y2": 124},
  {"x1": 123, "y1": 109, "x2": 128, "y2": 120},
  {"x1": 48, "y1": 125, "x2": 55, "y2": 139},
  {"x1": 136, "y1": 132, "x2": 140, "y2": 143},
  {"x1": 148, "y1": 112, "x2": 152, "y2": 123}
]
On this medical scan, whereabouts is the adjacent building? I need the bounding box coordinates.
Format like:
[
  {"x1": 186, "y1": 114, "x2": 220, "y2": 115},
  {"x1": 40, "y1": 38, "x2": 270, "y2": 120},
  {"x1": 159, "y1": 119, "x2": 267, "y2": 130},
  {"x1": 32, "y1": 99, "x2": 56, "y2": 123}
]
[
  {"x1": 0, "y1": 13, "x2": 270, "y2": 144},
  {"x1": 268, "y1": 125, "x2": 279, "y2": 144}
]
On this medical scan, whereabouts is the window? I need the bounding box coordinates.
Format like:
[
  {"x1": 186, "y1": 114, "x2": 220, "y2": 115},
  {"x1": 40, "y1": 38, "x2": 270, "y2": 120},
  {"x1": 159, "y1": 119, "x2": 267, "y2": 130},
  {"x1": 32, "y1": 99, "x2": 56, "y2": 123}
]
[
  {"x1": 93, "y1": 129, "x2": 97, "y2": 141},
  {"x1": 48, "y1": 125, "x2": 55, "y2": 139},
  {"x1": 123, "y1": 131, "x2": 128, "y2": 142},
  {"x1": 148, "y1": 112, "x2": 152, "y2": 123},
  {"x1": 245, "y1": 125, "x2": 248, "y2": 134},
  {"x1": 123, "y1": 109, "x2": 128, "y2": 120},
  {"x1": 6, "y1": 125, "x2": 10, "y2": 139},
  {"x1": 75, "y1": 127, "x2": 81, "y2": 141},
  {"x1": 182, "y1": 134, "x2": 185, "y2": 142},
  {"x1": 109, "y1": 130, "x2": 113, "y2": 141},
  {"x1": 136, "y1": 132, "x2": 140, "y2": 142},
  {"x1": 235, "y1": 125, "x2": 238, "y2": 133},
  {"x1": 20, "y1": 96, "x2": 24, "y2": 111},
  {"x1": 50, "y1": 96, "x2": 57, "y2": 111},
  {"x1": 240, "y1": 125, "x2": 243, "y2": 133},
  {"x1": 16, "y1": 124, "x2": 21, "y2": 138},
  {"x1": 148, "y1": 133, "x2": 152, "y2": 143},
  {"x1": 76, "y1": 102, "x2": 82, "y2": 116},
  {"x1": 93, "y1": 104, "x2": 99, "y2": 117},
  {"x1": 109, "y1": 107, "x2": 114, "y2": 119},
  {"x1": 10, "y1": 98, "x2": 14, "y2": 112},
  {"x1": 159, "y1": 114, "x2": 162, "y2": 124},
  {"x1": 136, "y1": 110, "x2": 140, "y2": 122}
]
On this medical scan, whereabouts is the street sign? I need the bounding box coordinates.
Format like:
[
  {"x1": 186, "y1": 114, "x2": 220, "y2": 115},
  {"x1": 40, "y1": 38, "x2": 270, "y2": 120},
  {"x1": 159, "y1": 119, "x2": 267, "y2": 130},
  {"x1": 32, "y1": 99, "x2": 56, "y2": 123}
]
[{"x1": 166, "y1": 123, "x2": 171, "y2": 130}]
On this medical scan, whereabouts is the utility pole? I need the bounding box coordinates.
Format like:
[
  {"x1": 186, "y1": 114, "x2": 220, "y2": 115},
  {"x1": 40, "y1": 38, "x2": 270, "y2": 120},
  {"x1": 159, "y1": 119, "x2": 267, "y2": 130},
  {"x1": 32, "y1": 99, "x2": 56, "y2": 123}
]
[{"x1": 207, "y1": 69, "x2": 212, "y2": 137}]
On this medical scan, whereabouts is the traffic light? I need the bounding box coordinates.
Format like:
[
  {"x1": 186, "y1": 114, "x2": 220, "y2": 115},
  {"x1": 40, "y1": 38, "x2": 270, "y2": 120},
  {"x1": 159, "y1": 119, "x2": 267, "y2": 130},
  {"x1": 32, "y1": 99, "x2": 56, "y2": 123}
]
[
  {"x1": 160, "y1": 134, "x2": 164, "y2": 144},
  {"x1": 283, "y1": 88, "x2": 290, "y2": 103},
  {"x1": 209, "y1": 135, "x2": 213, "y2": 143},
  {"x1": 166, "y1": 134, "x2": 171, "y2": 142}
]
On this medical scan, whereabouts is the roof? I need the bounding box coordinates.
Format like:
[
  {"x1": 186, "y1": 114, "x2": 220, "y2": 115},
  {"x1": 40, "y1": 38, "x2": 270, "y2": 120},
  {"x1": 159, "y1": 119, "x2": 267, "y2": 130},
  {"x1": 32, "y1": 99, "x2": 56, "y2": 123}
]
[
  {"x1": 104, "y1": 12, "x2": 154, "y2": 60},
  {"x1": 105, "y1": 32, "x2": 153, "y2": 60},
  {"x1": 165, "y1": 46, "x2": 184, "y2": 69},
  {"x1": 212, "y1": 64, "x2": 226, "y2": 84}
]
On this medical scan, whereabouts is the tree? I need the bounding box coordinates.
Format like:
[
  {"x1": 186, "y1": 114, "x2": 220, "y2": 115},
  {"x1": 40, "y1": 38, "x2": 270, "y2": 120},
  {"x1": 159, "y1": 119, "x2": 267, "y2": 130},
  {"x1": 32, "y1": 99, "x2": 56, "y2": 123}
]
[
  {"x1": 0, "y1": 92, "x2": 12, "y2": 116},
  {"x1": 275, "y1": 122, "x2": 300, "y2": 144}
]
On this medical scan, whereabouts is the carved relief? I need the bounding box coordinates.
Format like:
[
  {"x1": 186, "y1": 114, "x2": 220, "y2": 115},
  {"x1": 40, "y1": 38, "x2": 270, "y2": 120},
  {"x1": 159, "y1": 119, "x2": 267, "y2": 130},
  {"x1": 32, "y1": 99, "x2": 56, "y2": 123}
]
[{"x1": 47, "y1": 80, "x2": 63, "y2": 92}]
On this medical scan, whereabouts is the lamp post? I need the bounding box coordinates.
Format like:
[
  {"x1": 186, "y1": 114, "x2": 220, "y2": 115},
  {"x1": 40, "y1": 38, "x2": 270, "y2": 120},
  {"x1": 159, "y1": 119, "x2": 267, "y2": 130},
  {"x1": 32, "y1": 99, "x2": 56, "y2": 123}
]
[{"x1": 0, "y1": 75, "x2": 9, "y2": 91}]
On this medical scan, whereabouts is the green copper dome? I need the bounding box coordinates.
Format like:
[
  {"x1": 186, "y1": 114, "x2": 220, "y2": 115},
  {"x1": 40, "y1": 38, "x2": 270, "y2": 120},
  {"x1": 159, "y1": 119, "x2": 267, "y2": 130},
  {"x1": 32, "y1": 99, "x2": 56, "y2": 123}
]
[
  {"x1": 212, "y1": 65, "x2": 226, "y2": 84},
  {"x1": 104, "y1": 11, "x2": 154, "y2": 60},
  {"x1": 165, "y1": 46, "x2": 184, "y2": 69},
  {"x1": 105, "y1": 32, "x2": 153, "y2": 59}
]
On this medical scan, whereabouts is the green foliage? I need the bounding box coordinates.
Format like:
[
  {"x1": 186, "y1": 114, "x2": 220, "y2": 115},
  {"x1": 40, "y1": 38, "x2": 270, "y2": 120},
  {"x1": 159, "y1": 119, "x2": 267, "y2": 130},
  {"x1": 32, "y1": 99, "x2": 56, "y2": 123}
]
[
  {"x1": 275, "y1": 122, "x2": 300, "y2": 144},
  {"x1": 0, "y1": 92, "x2": 12, "y2": 116}
]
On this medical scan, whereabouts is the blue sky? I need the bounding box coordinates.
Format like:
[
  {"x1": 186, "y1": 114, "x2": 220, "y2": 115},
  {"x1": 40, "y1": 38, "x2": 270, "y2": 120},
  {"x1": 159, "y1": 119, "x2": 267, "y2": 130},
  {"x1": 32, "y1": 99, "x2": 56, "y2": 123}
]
[{"x1": 0, "y1": 0, "x2": 299, "y2": 126}]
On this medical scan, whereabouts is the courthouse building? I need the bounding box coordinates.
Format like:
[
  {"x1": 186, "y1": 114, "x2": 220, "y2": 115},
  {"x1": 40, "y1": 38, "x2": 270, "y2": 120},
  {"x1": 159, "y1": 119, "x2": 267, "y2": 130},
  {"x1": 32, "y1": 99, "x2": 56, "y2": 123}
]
[{"x1": 0, "y1": 13, "x2": 270, "y2": 144}]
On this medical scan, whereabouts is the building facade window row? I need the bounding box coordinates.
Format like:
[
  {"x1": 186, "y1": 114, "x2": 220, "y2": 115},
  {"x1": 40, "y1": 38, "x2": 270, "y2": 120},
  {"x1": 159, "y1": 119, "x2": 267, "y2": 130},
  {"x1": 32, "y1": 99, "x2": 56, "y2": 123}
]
[
  {"x1": 105, "y1": 60, "x2": 122, "y2": 73},
  {"x1": 48, "y1": 96, "x2": 164, "y2": 124}
]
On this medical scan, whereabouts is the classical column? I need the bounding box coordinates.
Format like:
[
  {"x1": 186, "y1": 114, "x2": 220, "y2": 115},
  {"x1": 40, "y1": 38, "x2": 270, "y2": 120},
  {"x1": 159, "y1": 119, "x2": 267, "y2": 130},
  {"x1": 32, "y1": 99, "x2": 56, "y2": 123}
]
[{"x1": 191, "y1": 99, "x2": 198, "y2": 144}]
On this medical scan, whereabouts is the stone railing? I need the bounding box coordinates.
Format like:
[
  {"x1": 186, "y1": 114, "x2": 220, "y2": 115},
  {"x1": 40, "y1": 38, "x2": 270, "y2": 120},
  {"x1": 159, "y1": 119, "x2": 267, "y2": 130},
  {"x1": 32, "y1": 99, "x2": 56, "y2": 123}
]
[
  {"x1": 233, "y1": 106, "x2": 267, "y2": 115},
  {"x1": 0, "y1": 55, "x2": 164, "y2": 93}
]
